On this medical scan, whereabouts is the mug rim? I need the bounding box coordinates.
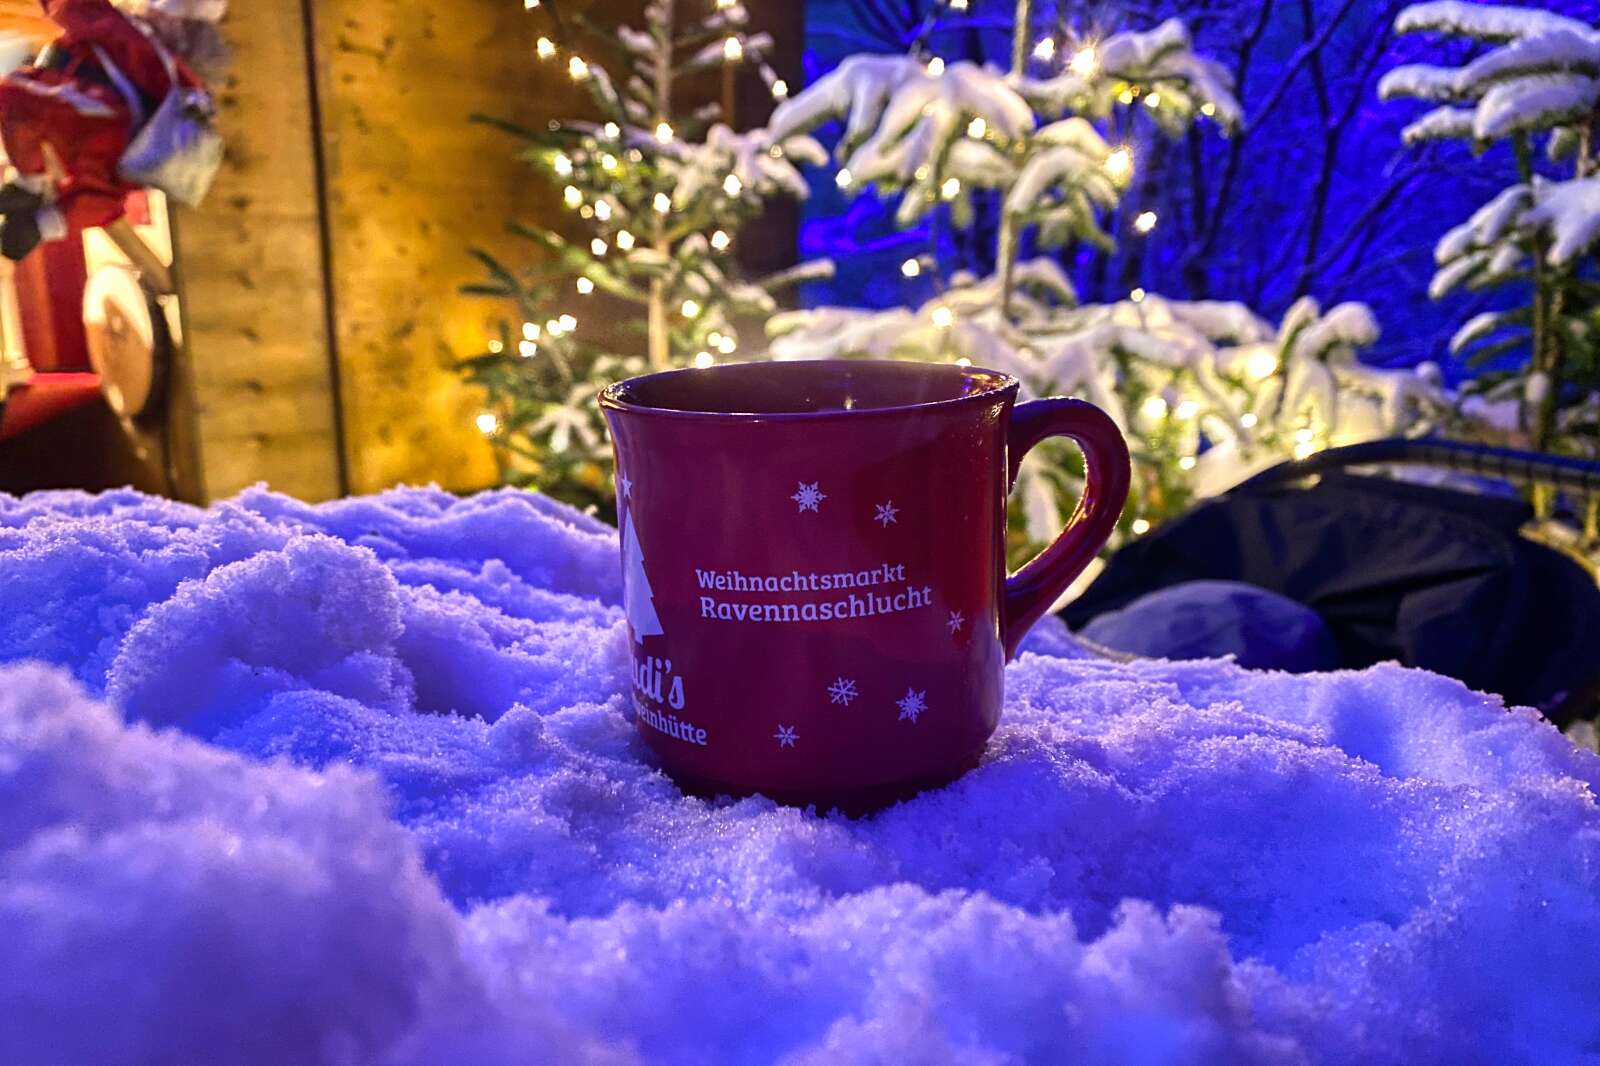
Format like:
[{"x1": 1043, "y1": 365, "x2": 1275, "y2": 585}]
[{"x1": 599, "y1": 358, "x2": 1019, "y2": 422}]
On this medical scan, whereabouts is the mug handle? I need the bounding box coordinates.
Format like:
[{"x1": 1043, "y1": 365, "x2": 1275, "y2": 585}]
[{"x1": 1002, "y1": 398, "x2": 1132, "y2": 659}]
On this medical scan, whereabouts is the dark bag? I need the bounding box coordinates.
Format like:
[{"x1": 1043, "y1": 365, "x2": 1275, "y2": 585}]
[{"x1": 1064, "y1": 471, "x2": 1600, "y2": 722}]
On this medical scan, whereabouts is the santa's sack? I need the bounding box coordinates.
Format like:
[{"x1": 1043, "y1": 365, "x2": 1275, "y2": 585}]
[
  {"x1": 116, "y1": 84, "x2": 222, "y2": 206},
  {"x1": 92, "y1": 37, "x2": 223, "y2": 208}
]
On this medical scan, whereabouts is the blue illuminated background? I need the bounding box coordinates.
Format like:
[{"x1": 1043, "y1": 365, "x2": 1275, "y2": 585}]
[{"x1": 796, "y1": 0, "x2": 1600, "y2": 379}]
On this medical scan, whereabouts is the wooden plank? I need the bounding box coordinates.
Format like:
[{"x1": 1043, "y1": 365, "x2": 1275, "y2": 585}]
[{"x1": 171, "y1": 0, "x2": 343, "y2": 502}]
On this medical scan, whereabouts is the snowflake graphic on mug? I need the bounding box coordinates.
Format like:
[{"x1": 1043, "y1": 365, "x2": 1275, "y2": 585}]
[
  {"x1": 828, "y1": 677, "x2": 858, "y2": 705},
  {"x1": 774, "y1": 724, "x2": 799, "y2": 748},
  {"x1": 896, "y1": 689, "x2": 927, "y2": 723},
  {"x1": 947, "y1": 611, "x2": 965, "y2": 634},
  {"x1": 791, "y1": 482, "x2": 826, "y2": 513},
  {"x1": 874, "y1": 501, "x2": 899, "y2": 526}
]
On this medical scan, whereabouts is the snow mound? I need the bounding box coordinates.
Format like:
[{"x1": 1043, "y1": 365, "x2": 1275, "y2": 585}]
[{"x1": 3, "y1": 485, "x2": 1600, "y2": 1065}]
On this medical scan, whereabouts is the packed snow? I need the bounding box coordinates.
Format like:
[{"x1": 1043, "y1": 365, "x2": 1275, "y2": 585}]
[{"x1": 4, "y1": 485, "x2": 1600, "y2": 1064}]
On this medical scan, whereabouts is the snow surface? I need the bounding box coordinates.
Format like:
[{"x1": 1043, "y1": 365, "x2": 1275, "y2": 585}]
[{"x1": 4, "y1": 485, "x2": 1600, "y2": 1064}]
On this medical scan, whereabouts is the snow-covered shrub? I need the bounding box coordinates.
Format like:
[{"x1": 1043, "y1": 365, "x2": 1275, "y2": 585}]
[{"x1": 1382, "y1": 0, "x2": 1600, "y2": 468}]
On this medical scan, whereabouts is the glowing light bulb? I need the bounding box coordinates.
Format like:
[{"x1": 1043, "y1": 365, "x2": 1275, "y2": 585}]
[
  {"x1": 1032, "y1": 38, "x2": 1056, "y2": 61},
  {"x1": 591, "y1": 238, "x2": 608, "y2": 256},
  {"x1": 1134, "y1": 210, "x2": 1158, "y2": 234},
  {"x1": 710, "y1": 229, "x2": 731, "y2": 251},
  {"x1": 524, "y1": 0, "x2": 539, "y2": 8},
  {"x1": 836, "y1": 168, "x2": 853, "y2": 189},
  {"x1": 1293, "y1": 440, "x2": 1316, "y2": 459},
  {"x1": 717, "y1": 0, "x2": 735, "y2": 8},
  {"x1": 950, "y1": 0, "x2": 967, "y2": 9},
  {"x1": 771, "y1": 79, "x2": 789, "y2": 99},
  {"x1": 967, "y1": 116, "x2": 987, "y2": 138},
  {"x1": 545, "y1": 318, "x2": 563, "y2": 336},
  {"x1": 1106, "y1": 146, "x2": 1132, "y2": 179},
  {"x1": 931, "y1": 305, "x2": 954, "y2": 328},
  {"x1": 1201, "y1": 101, "x2": 1217, "y2": 117},
  {"x1": 901, "y1": 258, "x2": 921, "y2": 278},
  {"x1": 1130, "y1": 287, "x2": 1146, "y2": 303},
  {"x1": 940, "y1": 177, "x2": 961, "y2": 199},
  {"x1": 681, "y1": 299, "x2": 701, "y2": 318},
  {"x1": 552, "y1": 152, "x2": 572, "y2": 176},
  {"x1": 655, "y1": 122, "x2": 673, "y2": 143},
  {"x1": 615, "y1": 229, "x2": 635, "y2": 251},
  {"x1": 955, "y1": 356, "x2": 972, "y2": 367},
  {"x1": 1175, "y1": 400, "x2": 1199, "y2": 419},
  {"x1": 1131, "y1": 518, "x2": 1151, "y2": 535},
  {"x1": 1295, "y1": 427, "x2": 1315, "y2": 444},
  {"x1": 523, "y1": 321, "x2": 541, "y2": 341},
  {"x1": 694, "y1": 351, "x2": 715, "y2": 368},
  {"x1": 600, "y1": 153, "x2": 618, "y2": 171},
  {"x1": 1144, "y1": 91, "x2": 1162, "y2": 110},
  {"x1": 1140, "y1": 395, "x2": 1168, "y2": 419},
  {"x1": 723, "y1": 36, "x2": 743, "y2": 61},
  {"x1": 593, "y1": 200, "x2": 612, "y2": 220},
  {"x1": 717, "y1": 335, "x2": 736, "y2": 354},
  {"x1": 563, "y1": 185, "x2": 582, "y2": 208},
  {"x1": 1240, "y1": 412, "x2": 1259, "y2": 428},
  {"x1": 518, "y1": 339, "x2": 537, "y2": 358},
  {"x1": 1069, "y1": 45, "x2": 1097, "y2": 77},
  {"x1": 1246, "y1": 349, "x2": 1279, "y2": 381},
  {"x1": 927, "y1": 56, "x2": 945, "y2": 75},
  {"x1": 653, "y1": 192, "x2": 671, "y2": 213},
  {"x1": 475, "y1": 412, "x2": 500, "y2": 435},
  {"x1": 1118, "y1": 87, "x2": 1135, "y2": 105},
  {"x1": 576, "y1": 277, "x2": 595, "y2": 294},
  {"x1": 603, "y1": 122, "x2": 620, "y2": 139},
  {"x1": 568, "y1": 56, "x2": 589, "y2": 80},
  {"x1": 723, "y1": 174, "x2": 743, "y2": 196},
  {"x1": 536, "y1": 37, "x2": 556, "y2": 59},
  {"x1": 558, "y1": 314, "x2": 576, "y2": 332},
  {"x1": 487, "y1": 339, "x2": 504, "y2": 353},
  {"x1": 1178, "y1": 455, "x2": 1197, "y2": 471}
]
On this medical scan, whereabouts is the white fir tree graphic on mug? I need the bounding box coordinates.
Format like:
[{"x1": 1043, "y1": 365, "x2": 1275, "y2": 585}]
[{"x1": 621, "y1": 506, "x2": 663, "y2": 643}]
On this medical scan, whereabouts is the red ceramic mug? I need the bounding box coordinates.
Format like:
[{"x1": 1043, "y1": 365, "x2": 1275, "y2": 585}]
[{"x1": 600, "y1": 359, "x2": 1130, "y2": 810}]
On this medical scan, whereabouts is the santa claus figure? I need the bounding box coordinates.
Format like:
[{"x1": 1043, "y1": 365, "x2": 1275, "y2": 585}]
[{"x1": 0, "y1": 0, "x2": 225, "y2": 261}]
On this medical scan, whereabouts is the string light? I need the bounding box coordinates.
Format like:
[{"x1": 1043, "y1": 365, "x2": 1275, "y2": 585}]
[
  {"x1": 716, "y1": 0, "x2": 735, "y2": 7},
  {"x1": 600, "y1": 152, "x2": 619, "y2": 171},
  {"x1": 1069, "y1": 45, "x2": 1097, "y2": 77},
  {"x1": 901, "y1": 258, "x2": 921, "y2": 278},
  {"x1": 524, "y1": 0, "x2": 539, "y2": 8},
  {"x1": 475, "y1": 412, "x2": 500, "y2": 435},
  {"x1": 1118, "y1": 87, "x2": 1136, "y2": 105},
  {"x1": 710, "y1": 229, "x2": 731, "y2": 251},
  {"x1": 771, "y1": 79, "x2": 789, "y2": 99},
  {"x1": 931, "y1": 305, "x2": 954, "y2": 328},
  {"x1": 568, "y1": 56, "x2": 589, "y2": 80},
  {"x1": 1240, "y1": 412, "x2": 1259, "y2": 428},
  {"x1": 1295, "y1": 427, "x2": 1315, "y2": 443},
  {"x1": 1200, "y1": 101, "x2": 1217, "y2": 117},
  {"x1": 1246, "y1": 350, "x2": 1279, "y2": 380},
  {"x1": 1178, "y1": 456, "x2": 1197, "y2": 470},
  {"x1": 1032, "y1": 38, "x2": 1056, "y2": 61},
  {"x1": 603, "y1": 122, "x2": 620, "y2": 139},
  {"x1": 558, "y1": 314, "x2": 577, "y2": 332},
  {"x1": 723, "y1": 36, "x2": 743, "y2": 61},
  {"x1": 967, "y1": 116, "x2": 987, "y2": 138},
  {"x1": 1144, "y1": 92, "x2": 1162, "y2": 110},
  {"x1": 1293, "y1": 440, "x2": 1316, "y2": 459},
  {"x1": 1131, "y1": 518, "x2": 1151, "y2": 535},
  {"x1": 523, "y1": 321, "x2": 541, "y2": 341},
  {"x1": 723, "y1": 174, "x2": 743, "y2": 195},
  {"x1": 576, "y1": 277, "x2": 595, "y2": 294},
  {"x1": 940, "y1": 177, "x2": 961, "y2": 199},
  {"x1": 1134, "y1": 210, "x2": 1158, "y2": 234},
  {"x1": 1175, "y1": 400, "x2": 1199, "y2": 419},
  {"x1": 579, "y1": 205, "x2": 594, "y2": 219},
  {"x1": 717, "y1": 335, "x2": 736, "y2": 354},
  {"x1": 563, "y1": 185, "x2": 582, "y2": 207},
  {"x1": 615, "y1": 229, "x2": 635, "y2": 250},
  {"x1": 591, "y1": 237, "x2": 608, "y2": 255},
  {"x1": 519, "y1": 339, "x2": 537, "y2": 358},
  {"x1": 694, "y1": 351, "x2": 715, "y2": 368},
  {"x1": 654, "y1": 192, "x2": 671, "y2": 213},
  {"x1": 1130, "y1": 287, "x2": 1146, "y2": 302},
  {"x1": 594, "y1": 200, "x2": 612, "y2": 220},
  {"x1": 836, "y1": 168, "x2": 853, "y2": 188},
  {"x1": 955, "y1": 356, "x2": 972, "y2": 367},
  {"x1": 926, "y1": 56, "x2": 945, "y2": 75},
  {"x1": 545, "y1": 318, "x2": 563, "y2": 336},
  {"x1": 487, "y1": 339, "x2": 504, "y2": 353},
  {"x1": 552, "y1": 152, "x2": 572, "y2": 176},
  {"x1": 655, "y1": 122, "x2": 674, "y2": 143},
  {"x1": 536, "y1": 36, "x2": 556, "y2": 59},
  {"x1": 950, "y1": 0, "x2": 968, "y2": 9},
  {"x1": 681, "y1": 299, "x2": 701, "y2": 318},
  {"x1": 1106, "y1": 146, "x2": 1132, "y2": 179},
  {"x1": 1141, "y1": 395, "x2": 1168, "y2": 419}
]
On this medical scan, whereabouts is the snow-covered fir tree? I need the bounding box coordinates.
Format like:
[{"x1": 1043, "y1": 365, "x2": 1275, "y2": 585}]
[
  {"x1": 765, "y1": 7, "x2": 1448, "y2": 544},
  {"x1": 463, "y1": 0, "x2": 825, "y2": 515},
  {"x1": 1382, "y1": 0, "x2": 1600, "y2": 469}
]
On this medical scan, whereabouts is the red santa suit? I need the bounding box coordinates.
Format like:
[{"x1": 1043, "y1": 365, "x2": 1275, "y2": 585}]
[{"x1": 0, "y1": 0, "x2": 202, "y2": 238}]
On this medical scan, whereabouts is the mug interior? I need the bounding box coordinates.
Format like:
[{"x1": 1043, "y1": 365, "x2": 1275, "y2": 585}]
[{"x1": 602, "y1": 359, "x2": 1016, "y2": 417}]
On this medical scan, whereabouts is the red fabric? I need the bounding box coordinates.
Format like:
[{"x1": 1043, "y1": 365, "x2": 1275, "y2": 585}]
[
  {"x1": 43, "y1": 0, "x2": 202, "y2": 96},
  {"x1": 0, "y1": 67, "x2": 132, "y2": 230},
  {"x1": 0, "y1": 372, "x2": 101, "y2": 440}
]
